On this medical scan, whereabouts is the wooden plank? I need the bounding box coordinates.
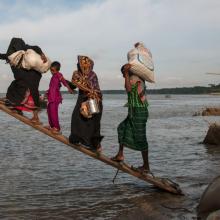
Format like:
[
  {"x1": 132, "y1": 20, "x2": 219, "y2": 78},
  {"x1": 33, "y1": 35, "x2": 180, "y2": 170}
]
[{"x1": 0, "y1": 102, "x2": 183, "y2": 195}]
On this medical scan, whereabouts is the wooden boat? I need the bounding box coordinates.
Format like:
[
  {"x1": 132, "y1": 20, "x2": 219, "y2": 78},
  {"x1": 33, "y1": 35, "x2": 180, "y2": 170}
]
[{"x1": 0, "y1": 102, "x2": 182, "y2": 195}]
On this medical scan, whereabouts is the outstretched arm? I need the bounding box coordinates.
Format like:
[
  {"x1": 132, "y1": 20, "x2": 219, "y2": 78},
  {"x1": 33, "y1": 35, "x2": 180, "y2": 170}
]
[
  {"x1": 66, "y1": 80, "x2": 76, "y2": 91},
  {"x1": 59, "y1": 74, "x2": 73, "y2": 94}
]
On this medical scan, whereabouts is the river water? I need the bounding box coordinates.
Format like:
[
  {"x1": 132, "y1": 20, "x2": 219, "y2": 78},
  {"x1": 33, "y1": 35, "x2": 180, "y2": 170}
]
[{"x1": 0, "y1": 94, "x2": 220, "y2": 220}]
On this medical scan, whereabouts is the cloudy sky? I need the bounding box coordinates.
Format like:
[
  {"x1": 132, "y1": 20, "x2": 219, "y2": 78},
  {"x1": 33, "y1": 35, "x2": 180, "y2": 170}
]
[{"x1": 0, "y1": 0, "x2": 220, "y2": 92}]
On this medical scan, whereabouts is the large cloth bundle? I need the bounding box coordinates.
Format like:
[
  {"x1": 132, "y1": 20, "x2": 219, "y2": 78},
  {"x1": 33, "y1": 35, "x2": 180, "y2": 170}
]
[
  {"x1": 8, "y1": 49, "x2": 51, "y2": 74},
  {"x1": 127, "y1": 43, "x2": 155, "y2": 83}
]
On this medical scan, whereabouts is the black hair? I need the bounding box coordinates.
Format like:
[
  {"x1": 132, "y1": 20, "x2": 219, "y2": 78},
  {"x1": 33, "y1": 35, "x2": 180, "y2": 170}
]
[
  {"x1": 134, "y1": 42, "x2": 140, "y2": 48},
  {"x1": 121, "y1": 64, "x2": 128, "y2": 73},
  {"x1": 51, "y1": 61, "x2": 61, "y2": 71}
]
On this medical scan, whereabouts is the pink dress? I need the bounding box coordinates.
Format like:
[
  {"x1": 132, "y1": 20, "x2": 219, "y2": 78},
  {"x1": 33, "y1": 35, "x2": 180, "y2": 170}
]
[
  {"x1": 46, "y1": 72, "x2": 68, "y2": 130},
  {"x1": 47, "y1": 72, "x2": 68, "y2": 104}
]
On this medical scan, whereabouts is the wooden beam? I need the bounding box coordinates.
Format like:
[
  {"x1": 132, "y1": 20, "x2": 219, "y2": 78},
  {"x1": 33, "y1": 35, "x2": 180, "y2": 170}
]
[{"x1": 0, "y1": 103, "x2": 182, "y2": 195}]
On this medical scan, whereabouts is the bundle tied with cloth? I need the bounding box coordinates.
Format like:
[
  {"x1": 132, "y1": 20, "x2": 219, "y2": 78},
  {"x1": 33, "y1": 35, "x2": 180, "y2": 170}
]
[
  {"x1": 8, "y1": 49, "x2": 51, "y2": 73},
  {"x1": 127, "y1": 42, "x2": 155, "y2": 83}
]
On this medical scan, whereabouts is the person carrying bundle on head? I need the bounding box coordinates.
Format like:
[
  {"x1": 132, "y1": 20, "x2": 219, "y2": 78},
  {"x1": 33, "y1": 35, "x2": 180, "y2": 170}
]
[{"x1": 111, "y1": 42, "x2": 155, "y2": 174}]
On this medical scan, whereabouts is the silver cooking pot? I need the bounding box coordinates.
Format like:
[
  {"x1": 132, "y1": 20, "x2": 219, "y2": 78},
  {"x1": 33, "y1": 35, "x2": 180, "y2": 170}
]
[{"x1": 87, "y1": 98, "x2": 100, "y2": 115}]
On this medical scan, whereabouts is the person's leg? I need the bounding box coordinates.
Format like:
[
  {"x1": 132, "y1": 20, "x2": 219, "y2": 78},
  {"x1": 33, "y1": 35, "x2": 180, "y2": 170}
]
[
  {"x1": 96, "y1": 143, "x2": 102, "y2": 153},
  {"x1": 111, "y1": 144, "x2": 124, "y2": 161},
  {"x1": 27, "y1": 71, "x2": 42, "y2": 108},
  {"x1": 31, "y1": 109, "x2": 41, "y2": 123},
  {"x1": 50, "y1": 103, "x2": 61, "y2": 135},
  {"x1": 53, "y1": 102, "x2": 60, "y2": 130},
  {"x1": 141, "y1": 150, "x2": 150, "y2": 171},
  {"x1": 26, "y1": 72, "x2": 42, "y2": 124},
  {"x1": 47, "y1": 103, "x2": 53, "y2": 128},
  {"x1": 91, "y1": 105, "x2": 103, "y2": 152},
  {"x1": 49, "y1": 102, "x2": 60, "y2": 131}
]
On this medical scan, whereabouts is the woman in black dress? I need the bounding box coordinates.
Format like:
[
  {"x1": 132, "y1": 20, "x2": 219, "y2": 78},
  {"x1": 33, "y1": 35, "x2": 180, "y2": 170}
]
[
  {"x1": 69, "y1": 56, "x2": 103, "y2": 151},
  {"x1": 0, "y1": 38, "x2": 47, "y2": 123}
]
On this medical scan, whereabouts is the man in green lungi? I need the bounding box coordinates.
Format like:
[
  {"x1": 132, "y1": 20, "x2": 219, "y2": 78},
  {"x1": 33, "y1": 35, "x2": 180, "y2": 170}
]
[{"x1": 111, "y1": 63, "x2": 150, "y2": 173}]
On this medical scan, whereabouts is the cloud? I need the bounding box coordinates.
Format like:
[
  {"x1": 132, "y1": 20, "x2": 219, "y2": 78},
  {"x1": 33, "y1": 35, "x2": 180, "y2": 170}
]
[{"x1": 0, "y1": 0, "x2": 220, "y2": 92}]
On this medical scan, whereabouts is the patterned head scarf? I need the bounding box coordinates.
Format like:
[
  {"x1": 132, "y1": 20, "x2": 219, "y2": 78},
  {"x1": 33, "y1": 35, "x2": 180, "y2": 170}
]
[
  {"x1": 72, "y1": 55, "x2": 102, "y2": 101},
  {"x1": 77, "y1": 55, "x2": 94, "y2": 75}
]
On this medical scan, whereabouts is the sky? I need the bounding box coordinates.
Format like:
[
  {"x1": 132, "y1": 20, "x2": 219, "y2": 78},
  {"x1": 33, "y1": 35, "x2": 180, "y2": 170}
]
[{"x1": 0, "y1": 0, "x2": 220, "y2": 91}]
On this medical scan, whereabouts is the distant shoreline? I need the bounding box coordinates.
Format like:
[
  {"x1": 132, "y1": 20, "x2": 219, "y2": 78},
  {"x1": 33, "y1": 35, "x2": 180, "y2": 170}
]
[
  {"x1": 55, "y1": 84, "x2": 220, "y2": 95},
  {"x1": 1, "y1": 85, "x2": 220, "y2": 95}
]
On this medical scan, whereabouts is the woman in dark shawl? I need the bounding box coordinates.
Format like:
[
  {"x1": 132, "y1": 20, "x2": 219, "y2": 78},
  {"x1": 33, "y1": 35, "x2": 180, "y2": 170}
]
[
  {"x1": 0, "y1": 38, "x2": 47, "y2": 123},
  {"x1": 69, "y1": 55, "x2": 103, "y2": 151}
]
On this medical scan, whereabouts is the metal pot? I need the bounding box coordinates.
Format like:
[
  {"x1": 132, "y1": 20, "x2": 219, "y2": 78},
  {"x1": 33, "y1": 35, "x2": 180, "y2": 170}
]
[{"x1": 88, "y1": 98, "x2": 100, "y2": 114}]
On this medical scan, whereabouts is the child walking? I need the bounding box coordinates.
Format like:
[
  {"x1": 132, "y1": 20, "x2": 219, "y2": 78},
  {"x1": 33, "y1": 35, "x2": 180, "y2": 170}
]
[{"x1": 46, "y1": 61, "x2": 73, "y2": 134}]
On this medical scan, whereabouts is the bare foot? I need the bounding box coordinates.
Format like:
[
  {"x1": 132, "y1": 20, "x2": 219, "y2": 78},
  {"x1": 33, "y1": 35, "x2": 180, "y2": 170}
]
[
  {"x1": 136, "y1": 166, "x2": 150, "y2": 173},
  {"x1": 44, "y1": 125, "x2": 52, "y2": 130},
  {"x1": 51, "y1": 128, "x2": 62, "y2": 135},
  {"x1": 30, "y1": 118, "x2": 42, "y2": 125},
  {"x1": 96, "y1": 145, "x2": 102, "y2": 153},
  {"x1": 133, "y1": 166, "x2": 153, "y2": 176},
  {"x1": 111, "y1": 155, "x2": 124, "y2": 162}
]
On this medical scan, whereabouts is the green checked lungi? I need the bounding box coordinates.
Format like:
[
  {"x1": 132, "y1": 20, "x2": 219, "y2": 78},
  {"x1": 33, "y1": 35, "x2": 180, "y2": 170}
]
[{"x1": 118, "y1": 83, "x2": 149, "y2": 151}]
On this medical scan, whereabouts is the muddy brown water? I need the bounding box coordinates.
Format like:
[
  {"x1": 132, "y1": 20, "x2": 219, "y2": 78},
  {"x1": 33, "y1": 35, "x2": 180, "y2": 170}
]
[{"x1": 0, "y1": 94, "x2": 220, "y2": 220}]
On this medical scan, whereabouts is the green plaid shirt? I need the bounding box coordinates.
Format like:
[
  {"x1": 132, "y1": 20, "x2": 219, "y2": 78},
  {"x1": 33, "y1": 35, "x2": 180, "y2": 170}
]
[{"x1": 128, "y1": 83, "x2": 148, "y2": 108}]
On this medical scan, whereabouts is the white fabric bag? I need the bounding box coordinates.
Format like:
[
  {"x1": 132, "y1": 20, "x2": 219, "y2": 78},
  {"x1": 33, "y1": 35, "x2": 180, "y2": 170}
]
[
  {"x1": 127, "y1": 43, "x2": 155, "y2": 83},
  {"x1": 8, "y1": 49, "x2": 51, "y2": 74}
]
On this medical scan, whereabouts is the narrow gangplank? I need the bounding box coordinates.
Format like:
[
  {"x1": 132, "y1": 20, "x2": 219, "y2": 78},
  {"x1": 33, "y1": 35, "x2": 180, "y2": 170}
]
[{"x1": 0, "y1": 102, "x2": 182, "y2": 195}]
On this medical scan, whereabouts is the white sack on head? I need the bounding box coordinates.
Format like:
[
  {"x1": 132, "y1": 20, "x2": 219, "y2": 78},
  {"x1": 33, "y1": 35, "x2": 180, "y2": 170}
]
[
  {"x1": 8, "y1": 49, "x2": 51, "y2": 74},
  {"x1": 127, "y1": 43, "x2": 155, "y2": 83}
]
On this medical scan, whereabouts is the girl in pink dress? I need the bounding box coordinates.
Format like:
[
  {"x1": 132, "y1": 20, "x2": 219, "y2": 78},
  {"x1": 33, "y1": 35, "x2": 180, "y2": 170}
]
[{"x1": 46, "y1": 61, "x2": 73, "y2": 134}]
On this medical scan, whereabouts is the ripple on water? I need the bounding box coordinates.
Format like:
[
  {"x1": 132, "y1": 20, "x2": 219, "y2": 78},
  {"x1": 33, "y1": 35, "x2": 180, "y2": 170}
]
[{"x1": 0, "y1": 94, "x2": 220, "y2": 219}]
